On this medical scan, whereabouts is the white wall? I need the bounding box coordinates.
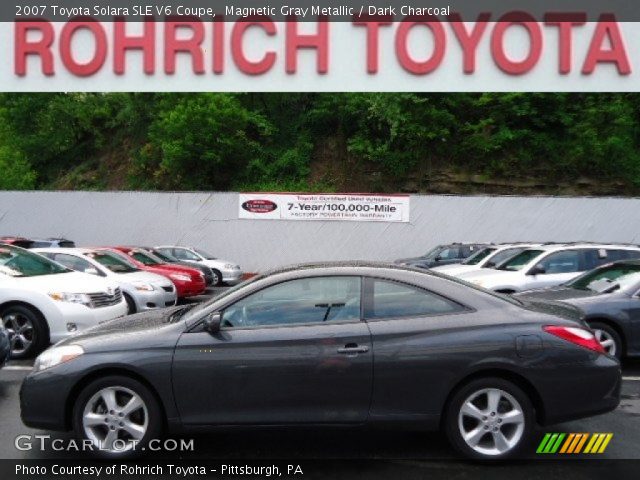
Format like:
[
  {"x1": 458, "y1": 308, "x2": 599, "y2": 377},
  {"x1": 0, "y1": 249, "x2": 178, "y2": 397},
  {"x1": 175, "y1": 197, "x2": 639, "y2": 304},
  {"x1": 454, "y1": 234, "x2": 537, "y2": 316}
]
[{"x1": 1, "y1": 191, "x2": 638, "y2": 272}]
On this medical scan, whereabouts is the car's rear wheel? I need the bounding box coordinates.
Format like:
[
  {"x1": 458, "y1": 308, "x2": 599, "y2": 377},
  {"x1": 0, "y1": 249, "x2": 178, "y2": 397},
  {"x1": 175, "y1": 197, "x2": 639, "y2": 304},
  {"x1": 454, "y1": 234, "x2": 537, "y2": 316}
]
[
  {"x1": 211, "y1": 269, "x2": 222, "y2": 286},
  {"x1": 590, "y1": 322, "x2": 622, "y2": 359},
  {"x1": 73, "y1": 375, "x2": 162, "y2": 458},
  {"x1": 1, "y1": 305, "x2": 48, "y2": 359},
  {"x1": 445, "y1": 377, "x2": 534, "y2": 460}
]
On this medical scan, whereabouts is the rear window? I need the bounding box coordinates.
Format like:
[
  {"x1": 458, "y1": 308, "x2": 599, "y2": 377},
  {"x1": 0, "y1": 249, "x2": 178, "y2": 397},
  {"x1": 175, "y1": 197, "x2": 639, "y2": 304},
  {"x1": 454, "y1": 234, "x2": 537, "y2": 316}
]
[{"x1": 365, "y1": 279, "x2": 465, "y2": 319}]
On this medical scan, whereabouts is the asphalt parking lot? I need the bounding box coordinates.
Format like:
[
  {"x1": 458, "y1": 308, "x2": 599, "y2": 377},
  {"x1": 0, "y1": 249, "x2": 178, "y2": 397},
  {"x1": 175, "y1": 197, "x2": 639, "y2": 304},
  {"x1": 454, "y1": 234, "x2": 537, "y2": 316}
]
[{"x1": 1, "y1": 287, "x2": 640, "y2": 466}]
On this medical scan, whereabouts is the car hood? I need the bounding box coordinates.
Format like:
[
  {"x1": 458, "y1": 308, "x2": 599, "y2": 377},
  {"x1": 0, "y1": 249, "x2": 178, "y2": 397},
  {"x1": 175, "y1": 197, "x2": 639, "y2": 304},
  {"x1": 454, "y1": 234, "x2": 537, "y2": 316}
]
[
  {"x1": 432, "y1": 264, "x2": 478, "y2": 275},
  {"x1": 395, "y1": 257, "x2": 432, "y2": 267},
  {"x1": 150, "y1": 264, "x2": 201, "y2": 276},
  {"x1": 458, "y1": 268, "x2": 520, "y2": 287},
  {"x1": 5, "y1": 271, "x2": 119, "y2": 293},
  {"x1": 201, "y1": 259, "x2": 238, "y2": 269},
  {"x1": 56, "y1": 305, "x2": 188, "y2": 352},
  {"x1": 117, "y1": 270, "x2": 172, "y2": 286}
]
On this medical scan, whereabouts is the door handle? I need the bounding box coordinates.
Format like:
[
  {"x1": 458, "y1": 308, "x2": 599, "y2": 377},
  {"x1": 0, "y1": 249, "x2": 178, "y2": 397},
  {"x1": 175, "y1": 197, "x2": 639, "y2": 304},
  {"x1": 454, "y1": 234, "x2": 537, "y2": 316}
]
[{"x1": 337, "y1": 344, "x2": 369, "y2": 354}]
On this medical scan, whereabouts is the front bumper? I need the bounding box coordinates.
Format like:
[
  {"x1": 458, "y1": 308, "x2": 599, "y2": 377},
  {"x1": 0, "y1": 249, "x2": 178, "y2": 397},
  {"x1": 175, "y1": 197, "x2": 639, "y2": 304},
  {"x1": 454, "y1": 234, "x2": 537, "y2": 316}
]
[
  {"x1": 174, "y1": 278, "x2": 207, "y2": 298},
  {"x1": 134, "y1": 287, "x2": 177, "y2": 312},
  {"x1": 48, "y1": 300, "x2": 128, "y2": 344},
  {"x1": 221, "y1": 268, "x2": 243, "y2": 284}
]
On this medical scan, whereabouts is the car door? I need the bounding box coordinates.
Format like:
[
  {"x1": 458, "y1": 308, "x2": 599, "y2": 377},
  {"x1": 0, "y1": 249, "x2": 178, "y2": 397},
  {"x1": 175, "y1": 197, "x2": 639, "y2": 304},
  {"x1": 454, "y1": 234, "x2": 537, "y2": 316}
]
[
  {"x1": 524, "y1": 249, "x2": 589, "y2": 289},
  {"x1": 172, "y1": 275, "x2": 373, "y2": 425},
  {"x1": 363, "y1": 278, "x2": 472, "y2": 420}
]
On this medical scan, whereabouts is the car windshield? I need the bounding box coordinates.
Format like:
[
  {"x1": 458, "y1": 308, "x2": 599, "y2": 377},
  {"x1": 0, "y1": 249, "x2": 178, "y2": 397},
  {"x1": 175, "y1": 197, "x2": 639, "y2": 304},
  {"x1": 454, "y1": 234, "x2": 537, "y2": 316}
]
[
  {"x1": 567, "y1": 264, "x2": 640, "y2": 293},
  {"x1": 131, "y1": 250, "x2": 163, "y2": 266},
  {"x1": 152, "y1": 250, "x2": 176, "y2": 262},
  {"x1": 498, "y1": 249, "x2": 544, "y2": 271},
  {"x1": 462, "y1": 247, "x2": 496, "y2": 265},
  {"x1": 194, "y1": 248, "x2": 217, "y2": 260},
  {"x1": 483, "y1": 247, "x2": 527, "y2": 269},
  {"x1": 86, "y1": 251, "x2": 139, "y2": 273},
  {"x1": 0, "y1": 245, "x2": 70, "y2": 277}
]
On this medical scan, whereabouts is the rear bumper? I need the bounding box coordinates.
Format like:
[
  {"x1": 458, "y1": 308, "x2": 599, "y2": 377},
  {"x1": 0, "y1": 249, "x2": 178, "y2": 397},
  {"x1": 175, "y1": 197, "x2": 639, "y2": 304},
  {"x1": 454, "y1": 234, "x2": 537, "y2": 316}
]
[{"x1": 535, "y1": 354, "x2": 621, "y2": 425}]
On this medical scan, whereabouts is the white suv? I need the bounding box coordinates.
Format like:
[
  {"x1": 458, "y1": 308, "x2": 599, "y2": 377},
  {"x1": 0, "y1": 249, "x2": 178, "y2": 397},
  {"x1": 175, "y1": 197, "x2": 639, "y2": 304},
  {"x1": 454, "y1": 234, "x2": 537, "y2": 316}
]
[
  {"x1": 458, "y1": 243, "x2": 640, "y2": 293},
  {"x1": 432, "y1": 243, "x2": 541, "y2": 278}
]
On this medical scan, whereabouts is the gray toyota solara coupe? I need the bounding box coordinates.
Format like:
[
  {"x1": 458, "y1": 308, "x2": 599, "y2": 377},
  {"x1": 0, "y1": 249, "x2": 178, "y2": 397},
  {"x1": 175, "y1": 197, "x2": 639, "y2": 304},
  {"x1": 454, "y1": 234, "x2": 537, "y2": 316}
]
[{"x1": 20, "y1": 262, "x2": 620, "y2": 460}]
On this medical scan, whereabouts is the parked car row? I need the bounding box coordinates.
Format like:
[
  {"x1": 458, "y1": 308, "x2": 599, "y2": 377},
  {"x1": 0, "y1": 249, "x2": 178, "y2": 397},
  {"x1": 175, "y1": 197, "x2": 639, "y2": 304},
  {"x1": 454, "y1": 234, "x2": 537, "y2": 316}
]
[
  {"x1": 0, "y1": 240, "x2": 243, "y2": 358},
  {"x1": 398, "y1": 241, "x2": 640, "y2": 360}
]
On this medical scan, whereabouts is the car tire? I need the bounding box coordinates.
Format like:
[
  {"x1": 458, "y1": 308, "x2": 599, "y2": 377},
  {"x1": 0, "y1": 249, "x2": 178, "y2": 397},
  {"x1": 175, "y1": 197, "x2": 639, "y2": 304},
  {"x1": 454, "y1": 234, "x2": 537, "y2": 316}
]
[
  {"x1": 1, "y1": 304, "x2": 48, "y2": 359},
  {"x1": 589, "y1": 322, "x2": 622, "y2": 359},
  {"x1": 72, "y1": 375, "x2": 163, "y2": 458},
  {"x1": 123, "y1": 294, "x2": 137, "y2": 315},
  {"x1": 445, "y1": 377, "x2": 534, "y2": 460},
  {"x1": 211, "y1": 269, "x2": 223, "y2": 286}
]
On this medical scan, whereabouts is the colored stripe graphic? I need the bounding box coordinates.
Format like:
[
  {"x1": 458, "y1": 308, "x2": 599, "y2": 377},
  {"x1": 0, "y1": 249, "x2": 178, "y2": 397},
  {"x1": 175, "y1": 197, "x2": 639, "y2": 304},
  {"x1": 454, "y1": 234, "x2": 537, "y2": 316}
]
[{"x1": 537, "y1": 433, "x2": 613, "y2": 454}]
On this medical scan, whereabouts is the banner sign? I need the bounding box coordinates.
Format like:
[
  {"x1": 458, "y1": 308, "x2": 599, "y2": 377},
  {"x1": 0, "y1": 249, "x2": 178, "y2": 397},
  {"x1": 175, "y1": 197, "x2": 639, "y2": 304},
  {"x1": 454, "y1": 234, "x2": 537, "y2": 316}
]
[
  {"x1": 239, "y1": 193, "x2": 411, "y2": 222},
  {"x1": 3, "y1": 1, "x2": 640, "y2": 91}
]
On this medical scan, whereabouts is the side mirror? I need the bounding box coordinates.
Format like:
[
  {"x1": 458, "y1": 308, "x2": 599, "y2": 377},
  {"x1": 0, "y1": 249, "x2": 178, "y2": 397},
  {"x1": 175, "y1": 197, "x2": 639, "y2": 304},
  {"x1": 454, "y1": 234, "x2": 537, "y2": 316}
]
[
  {"x1": 203, "y1": 313, "x2": 221, "y2": 334},
  {"x1": 84, "y1": 267, "x2": 99, "y2": 276},
  {"x1": 528, "y1": 264, "x2": 546, "y2": 276}
]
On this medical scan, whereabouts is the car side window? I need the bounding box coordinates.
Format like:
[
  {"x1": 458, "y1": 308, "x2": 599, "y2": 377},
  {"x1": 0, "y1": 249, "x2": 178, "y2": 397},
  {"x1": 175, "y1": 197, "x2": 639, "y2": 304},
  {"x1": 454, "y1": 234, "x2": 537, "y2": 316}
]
[
  {"x1": 537, "y1": 250, "x2": 583, "y2": 274},
  {"x1": 222, "y1": 276, "x2": 361, "y2": 328},
  {"x1": 365, "y1": 279, "x2": 465, "y2": 319},
  {"x1": 174, "y1": 248, "x2": 200, "y2": 261}
]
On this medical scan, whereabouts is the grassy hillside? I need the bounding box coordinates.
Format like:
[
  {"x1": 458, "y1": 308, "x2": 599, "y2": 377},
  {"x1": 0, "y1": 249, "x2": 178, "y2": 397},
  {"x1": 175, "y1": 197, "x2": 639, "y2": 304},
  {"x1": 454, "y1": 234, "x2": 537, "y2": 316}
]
[{"x1": 1, "y1": 93, "x2": 640, "y2": 195}]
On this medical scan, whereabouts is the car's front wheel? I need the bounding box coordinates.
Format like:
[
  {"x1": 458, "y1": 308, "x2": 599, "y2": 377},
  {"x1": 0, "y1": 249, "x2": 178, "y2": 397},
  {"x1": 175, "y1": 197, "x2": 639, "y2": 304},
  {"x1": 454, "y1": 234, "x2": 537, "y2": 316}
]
[
  {"x1": 445, "y1": 377, "x2": 534, "y2": 460},
  {"x1": 1, "y1": 304, "x2": 48, "y2": 359},
  {"x1": 211, "y1": 269, "x2": 222, "y2": 286},
  {"x1": 73, "y1": 375, "x2": 163, "y2": 458}
]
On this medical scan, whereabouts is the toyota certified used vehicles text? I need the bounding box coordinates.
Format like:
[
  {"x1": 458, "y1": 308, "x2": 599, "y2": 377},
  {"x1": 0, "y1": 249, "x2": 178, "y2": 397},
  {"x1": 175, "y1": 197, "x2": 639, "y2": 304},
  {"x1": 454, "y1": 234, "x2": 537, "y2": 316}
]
[
  {"x1": 395, "y1": 243, "x2": 489, "y2": 269},
  {"x1": 111, "y1": 247, "x2": 206, "y2": 298},
  {"x1": 21, "y1": 262, "x2": 620, "y2": 460},
  {"x1": 516, "y1": 259, "x2": 640, "y2": 359},
  {"x1": 0, "y1": 244, "x2": 126, "y2": 358},
  {"x1": 458, "y1": 244, "x2": 640, "y2": 293},
  {"x1": 154, "y1": 246, "x2": 243, "y2": 286},
  {"x1": 432, "y1": 244, "x2": 541, "y2": 277},
  {"x1": 34, "y1": 248, "x2": 177, "y2": 315}
]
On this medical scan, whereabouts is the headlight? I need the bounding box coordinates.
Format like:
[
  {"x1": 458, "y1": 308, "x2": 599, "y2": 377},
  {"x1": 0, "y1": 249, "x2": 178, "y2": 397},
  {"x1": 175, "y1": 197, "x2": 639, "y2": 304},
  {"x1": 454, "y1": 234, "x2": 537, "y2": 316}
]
[
  {"x1": 33, "y1": 345, "x2": 84, "y2": 372},
  {"x1": 48, "y1": 292, "x2": 91, "y2": 306},
  {"x1": 132, "y1": 281, "x2": 154, "y2": 291},
  {"x1": 170, "y1": 273, "x2": 191, "y2": 282}
]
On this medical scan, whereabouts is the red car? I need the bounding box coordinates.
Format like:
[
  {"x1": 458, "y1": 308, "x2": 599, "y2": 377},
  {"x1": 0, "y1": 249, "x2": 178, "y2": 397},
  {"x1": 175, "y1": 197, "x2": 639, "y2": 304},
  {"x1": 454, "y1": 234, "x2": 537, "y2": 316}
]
[
  {"x1": 105, "y1": 247, "x2": 206, "y2": 298},
  {"x1": 0, "y1": 236, "x2": 34, "y2": 248}
]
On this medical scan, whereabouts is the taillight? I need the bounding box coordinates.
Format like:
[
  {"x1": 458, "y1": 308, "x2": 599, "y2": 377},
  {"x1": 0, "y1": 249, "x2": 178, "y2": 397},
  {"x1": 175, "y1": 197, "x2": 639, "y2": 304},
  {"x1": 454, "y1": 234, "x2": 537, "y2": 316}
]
[{"x1": 543, "y1": 325, "x2": 605, "y2": 354}]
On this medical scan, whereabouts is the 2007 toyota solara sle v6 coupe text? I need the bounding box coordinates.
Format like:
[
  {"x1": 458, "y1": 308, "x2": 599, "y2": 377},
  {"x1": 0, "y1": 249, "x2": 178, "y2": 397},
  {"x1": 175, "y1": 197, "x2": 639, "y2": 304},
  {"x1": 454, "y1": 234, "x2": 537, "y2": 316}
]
[{"x1": 20, "y1": 262, "x2": 621, "y2": 460}]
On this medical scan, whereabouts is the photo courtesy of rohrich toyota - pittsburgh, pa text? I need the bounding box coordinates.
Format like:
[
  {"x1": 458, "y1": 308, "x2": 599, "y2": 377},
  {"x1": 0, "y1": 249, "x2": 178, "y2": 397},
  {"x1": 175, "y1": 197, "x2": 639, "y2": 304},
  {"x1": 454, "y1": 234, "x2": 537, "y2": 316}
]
[{"x1": 2, "y1": 1, "x2": 640, "y2": 479}]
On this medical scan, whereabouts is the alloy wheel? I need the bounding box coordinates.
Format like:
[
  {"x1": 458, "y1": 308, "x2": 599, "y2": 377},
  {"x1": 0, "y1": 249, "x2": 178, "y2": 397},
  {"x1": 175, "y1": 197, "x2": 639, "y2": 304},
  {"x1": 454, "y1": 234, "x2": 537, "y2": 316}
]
[
  {"x1": 82, "y1": 386, "x2": 148, "y2": 452},
  {"x1": 593, "y1": 329, "x2": 617, "y2": 356},
  {"x1": 2, "y1": 313, "x2": 34, "y2": 356},
  {"x1": 458, "y1": 387, "x2": 525, "y2": 456}
]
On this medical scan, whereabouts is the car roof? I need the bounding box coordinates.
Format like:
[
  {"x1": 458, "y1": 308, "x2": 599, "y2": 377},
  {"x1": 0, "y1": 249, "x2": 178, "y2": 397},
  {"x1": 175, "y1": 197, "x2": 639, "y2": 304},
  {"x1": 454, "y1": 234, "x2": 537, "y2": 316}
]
[{"x1": 259, "y1": 260, "x2": 438, "y2": 278}]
